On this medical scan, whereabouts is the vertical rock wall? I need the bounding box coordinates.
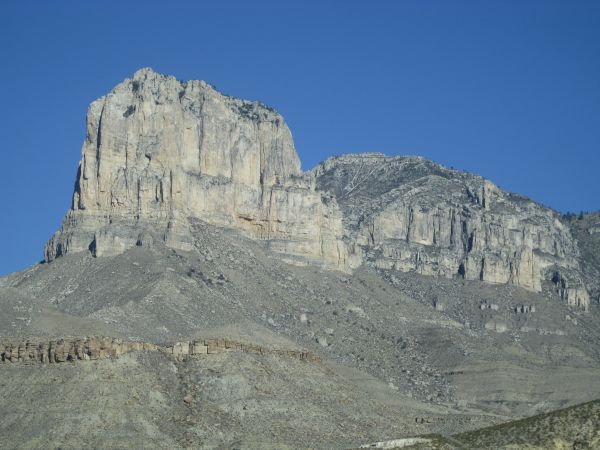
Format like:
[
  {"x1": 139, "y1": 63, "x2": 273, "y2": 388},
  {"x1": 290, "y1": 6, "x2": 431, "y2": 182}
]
[{"x1": 45, "y1": 68, "x2": 351, "y2": 271}]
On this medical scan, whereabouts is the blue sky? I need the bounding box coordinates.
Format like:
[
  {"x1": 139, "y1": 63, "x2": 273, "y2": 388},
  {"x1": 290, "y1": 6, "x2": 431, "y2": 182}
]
[{"x1": 1, "y1": 0, "x2": 599, "y2": 275}]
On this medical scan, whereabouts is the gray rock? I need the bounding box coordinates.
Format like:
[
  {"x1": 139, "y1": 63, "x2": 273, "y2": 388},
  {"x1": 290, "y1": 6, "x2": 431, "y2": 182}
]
[
  {"x1": 45, "y1": 69, "x2": 592, "y2": 309},
  {"x1": 313, "y1": 153, "x2": 590, "y2": 309},
  {"x1": 316, "y1": 336, "x2": 328, "y2": 347}
]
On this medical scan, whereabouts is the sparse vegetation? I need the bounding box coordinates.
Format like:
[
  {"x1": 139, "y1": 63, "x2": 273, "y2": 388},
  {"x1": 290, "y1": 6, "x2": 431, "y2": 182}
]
[{"x1": 452, "y1": 399, "x2": 600, "y2": 449}]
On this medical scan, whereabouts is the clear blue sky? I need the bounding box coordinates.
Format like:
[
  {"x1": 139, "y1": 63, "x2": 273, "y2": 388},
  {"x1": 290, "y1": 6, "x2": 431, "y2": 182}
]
[{"x1": 1, "y1": 1, "x2": 599, "y2": 275}]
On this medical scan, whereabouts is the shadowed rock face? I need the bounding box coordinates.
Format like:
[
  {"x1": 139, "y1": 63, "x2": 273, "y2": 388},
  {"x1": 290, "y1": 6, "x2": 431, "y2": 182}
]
[
  {"x1": 567, "y1": 211, "x2": 600, "y2": 306},
  {"x1": 45, "y1": 68, "x2": 589, "y2": 306}
]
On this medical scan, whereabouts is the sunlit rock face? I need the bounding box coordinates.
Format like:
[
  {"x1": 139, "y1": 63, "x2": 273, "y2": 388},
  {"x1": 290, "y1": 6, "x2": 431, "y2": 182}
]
[
  {"x1": 46, "y1": 68, "x2": 589, "y2": 307},
  {"x1": 45, "y1": 68, "x2": 351, "y2": 271},
  {"x1": 313, "y1": 153, "x2": 589, "y2": 309}
]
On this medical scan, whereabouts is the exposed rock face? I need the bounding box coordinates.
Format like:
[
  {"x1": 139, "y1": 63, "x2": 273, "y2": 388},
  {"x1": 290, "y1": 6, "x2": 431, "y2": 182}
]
[
  {"x1": 0, "y1": 336, "x2": 321, "y2": 364},
  {"x1": 566, "y1": 211, "x2": 600, "y2": 306},
  {"x1": 313, "y1": 153, "x2": 589, "y2": 308},
  {"x1": 46, "y1": 68, "x2": 590, "y2": 307},
  {"x1": 45, "y1": 68, "x2": 350, "y2": 270},
  {"x1": 0, "y1": 336, "x2": 151, "y2": 363}
]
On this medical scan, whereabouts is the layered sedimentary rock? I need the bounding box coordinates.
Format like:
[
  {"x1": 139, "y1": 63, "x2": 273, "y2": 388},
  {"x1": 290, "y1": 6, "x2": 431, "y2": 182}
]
[
  {"x1": 46, "y1": 68, "x2": 590, "y2": 307},
  {"x1": 0, "y1": 337, "x2": 320, "y2": 364},
  {"x1": 0, "y1": 336, "x2": 152, "y2": 363},
  {"x1": 45, "y1": 68, "x2": 350, "y2": 270},
  {"x1": 313, "y1": 153, "x2": 590, "y2": 309}
]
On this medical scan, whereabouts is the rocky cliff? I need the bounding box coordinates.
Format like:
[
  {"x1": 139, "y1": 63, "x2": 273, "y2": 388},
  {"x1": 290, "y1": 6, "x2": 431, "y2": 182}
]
[
  {"x1": 45, "y1": 68, "x2": 350, "y2": 270},
  {"x1": 313, "y1": 153, "x2": 590, "y2": 309},
  {"x1": 46, "y1": 68, "x2": 590, "y2": 308}
]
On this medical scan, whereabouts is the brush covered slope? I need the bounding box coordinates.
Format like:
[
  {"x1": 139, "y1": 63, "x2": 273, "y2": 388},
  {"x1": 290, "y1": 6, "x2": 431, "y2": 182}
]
[{"x1": 395, "y1": 399, "x2": 600, "y2": 449}]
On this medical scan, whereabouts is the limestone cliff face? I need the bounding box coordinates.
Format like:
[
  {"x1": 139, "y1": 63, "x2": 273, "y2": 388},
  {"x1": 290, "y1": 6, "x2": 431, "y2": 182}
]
[
  {"x1": 45, "y1": 68, "x2": 350, "y2": 270},
  {"x1": 46, "y1": 69, "x2": 589, "y2": 308},
  {"x1": 313, "y1": 154, "x2": 590, "y2": 309}
]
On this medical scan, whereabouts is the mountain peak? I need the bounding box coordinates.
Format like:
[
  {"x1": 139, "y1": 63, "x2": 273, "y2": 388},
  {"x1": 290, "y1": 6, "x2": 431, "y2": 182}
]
[
  {"x1": 132, "y1": 66, "x2": 159, "y2": 79},
  {"x1": 46, "y1": 70, "x2": 347, "y2": 271},
  {"x1": 45, "y1": 70, "x2": 590, "y2": 308}
]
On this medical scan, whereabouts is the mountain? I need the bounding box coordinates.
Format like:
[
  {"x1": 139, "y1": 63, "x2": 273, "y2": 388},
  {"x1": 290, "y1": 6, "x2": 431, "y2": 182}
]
[
  {"x1": 1, "y1": 68, "x2": 599, "y2": 449},
  {"x1": 46, "y1": 68, "x2": 590, "y2": 305}
]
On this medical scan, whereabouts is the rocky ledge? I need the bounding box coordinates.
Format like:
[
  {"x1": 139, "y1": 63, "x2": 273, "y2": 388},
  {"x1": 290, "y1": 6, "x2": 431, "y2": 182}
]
[{"x1": 0, "y1": 336, "x2": 320, "y2": 364}]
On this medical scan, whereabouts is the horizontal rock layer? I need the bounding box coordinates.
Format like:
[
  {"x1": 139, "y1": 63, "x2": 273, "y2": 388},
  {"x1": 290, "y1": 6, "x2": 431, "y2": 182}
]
[{"x1": 0, "y1": 336, "x2": 321, "y2": 364}]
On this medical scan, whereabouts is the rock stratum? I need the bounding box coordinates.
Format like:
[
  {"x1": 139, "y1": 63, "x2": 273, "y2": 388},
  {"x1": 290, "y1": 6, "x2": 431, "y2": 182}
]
[
  {"x1": 0, "y1": 336, "x2": 320, "y2": 364},
  {"x1": 46, "y1": 68, "x2": 590, "y2": 308}
]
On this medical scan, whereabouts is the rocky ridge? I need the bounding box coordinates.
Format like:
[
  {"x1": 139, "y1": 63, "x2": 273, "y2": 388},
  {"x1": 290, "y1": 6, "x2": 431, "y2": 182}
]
[
  {"x1": 313, "y1": 153, "x2": 590, "y2": 309},
  {"x1": 45, "y1": 68, "x2": 590, "y2": 308}
]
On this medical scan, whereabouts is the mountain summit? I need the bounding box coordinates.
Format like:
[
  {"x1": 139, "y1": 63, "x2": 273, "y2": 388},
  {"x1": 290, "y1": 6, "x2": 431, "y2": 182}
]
[
  {"x1": 2, "y1": 68, "x2": 600, "y2": 448},
  {"x1": 45, "y1": 67, "x2": 349, "y2": 270},
  {"x1": 46, "y1": 68, "x2": 590, "y2": 308}
]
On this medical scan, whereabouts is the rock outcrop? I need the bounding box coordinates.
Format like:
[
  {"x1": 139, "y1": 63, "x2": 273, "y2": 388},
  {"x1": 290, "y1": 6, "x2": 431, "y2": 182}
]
[
  {"x1": 45, "y1": 69, "x2": 590, "y2": 308},
  {"x1": 0, "y1": 336, "x2": 321, "y2": 364},
  {"x1": 45, "y1": 68, "x2": 350, "y2": 271},
  {"x1": 313, "y1": 153, "x2": 590, "y2": 308}
]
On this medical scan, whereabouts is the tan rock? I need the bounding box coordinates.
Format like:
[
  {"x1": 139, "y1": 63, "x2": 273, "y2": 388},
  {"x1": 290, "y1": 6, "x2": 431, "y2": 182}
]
[{"x1": 45, "y1": 68, "x2": 350, "y2": 272}]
